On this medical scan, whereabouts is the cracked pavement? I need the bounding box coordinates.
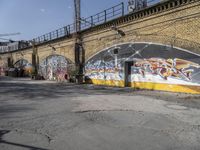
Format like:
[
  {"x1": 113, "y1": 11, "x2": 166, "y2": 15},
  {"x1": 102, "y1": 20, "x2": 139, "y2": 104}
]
[{"x1": 0, "y1": 76, "x2": 200, "y2": 150}]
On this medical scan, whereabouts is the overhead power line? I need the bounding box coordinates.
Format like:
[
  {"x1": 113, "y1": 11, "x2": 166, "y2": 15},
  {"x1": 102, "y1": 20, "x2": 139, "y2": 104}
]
[{"x1": 0, "y1": 32, "x2": 20, "y2": 37}]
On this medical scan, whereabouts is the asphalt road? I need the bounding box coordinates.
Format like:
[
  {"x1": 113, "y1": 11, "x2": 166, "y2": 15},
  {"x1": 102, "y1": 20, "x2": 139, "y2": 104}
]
[{"x1": 0, "y1": 76, "x2": 200, "y2": 150}]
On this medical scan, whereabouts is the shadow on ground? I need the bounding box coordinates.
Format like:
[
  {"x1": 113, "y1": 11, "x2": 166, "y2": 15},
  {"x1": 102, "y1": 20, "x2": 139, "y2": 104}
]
[
  {"x1": 0, "y1": 130, "x2": 49, "y2": 150},
  {"x1": 0, "y1": 81, "x2": 134, "y2": 101},
  {"x1": 0, "y1": 77, "x2": 200, "y2": 116}
]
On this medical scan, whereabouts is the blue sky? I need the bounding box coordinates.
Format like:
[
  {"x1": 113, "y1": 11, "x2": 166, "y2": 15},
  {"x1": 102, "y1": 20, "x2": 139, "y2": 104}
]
[{"x1": 0, "y1": 0, "x2": 159, "y2": 41}]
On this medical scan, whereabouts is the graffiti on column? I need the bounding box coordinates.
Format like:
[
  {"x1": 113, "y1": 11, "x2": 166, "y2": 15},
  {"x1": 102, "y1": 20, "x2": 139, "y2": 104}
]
[
  {"x1": 85, "y1": 42, "x2": 200, "y2": 93},
  {"x1": 39, "y1": 55, "x2": 69, "y2": 81}
]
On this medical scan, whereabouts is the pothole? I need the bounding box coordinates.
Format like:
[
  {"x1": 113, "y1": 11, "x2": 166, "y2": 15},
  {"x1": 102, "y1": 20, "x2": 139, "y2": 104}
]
[{"x1": 165, "y1": 104, "x2": 188, "y2": 110}]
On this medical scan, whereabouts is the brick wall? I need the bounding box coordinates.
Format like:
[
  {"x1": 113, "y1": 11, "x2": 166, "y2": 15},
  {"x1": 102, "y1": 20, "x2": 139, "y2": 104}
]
[{"x1": 0, "y1": 0, "x2": 199, "y2": 68}]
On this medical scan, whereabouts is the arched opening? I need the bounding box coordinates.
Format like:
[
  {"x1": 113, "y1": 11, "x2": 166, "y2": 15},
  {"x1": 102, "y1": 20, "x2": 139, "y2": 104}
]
[
  {"x1": 39, "y1": 55, "x2": 73, "y2": 81},
  {"x1": 13, "y1": 59, "x2": 33, "y2": 77},
  {"x1": 14, "y1": 59, "x2": 28, "y2": 68},
  {"x1": 85, "y1": 42, "x2": 200, "y2": 94}
]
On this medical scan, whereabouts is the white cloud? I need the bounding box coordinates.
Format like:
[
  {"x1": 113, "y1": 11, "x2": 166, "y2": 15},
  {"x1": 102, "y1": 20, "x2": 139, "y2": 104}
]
[
  {"x1": 40, "y1": 8, "x2": 46, "y2": 12},
  {"x1": 68, "y1": 6, "x2": 72, "y2": 9}
]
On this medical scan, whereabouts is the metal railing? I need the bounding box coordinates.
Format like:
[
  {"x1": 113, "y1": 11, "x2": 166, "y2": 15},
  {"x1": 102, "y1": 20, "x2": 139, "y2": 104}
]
[
  {"x1": 33, "y1": 2, "x2": 124, "y2": 44},
  {"x1": 33, "y1": 24, "x2": 75, "y2": 44},
  {"x1": 1, "y1": 0, "x2": 193, "y2": 53},
  {"x1": 0, "y1": 2, "x2": 125, "y2": 53},
  {"x1": 81, "y1": 2, "x2": 124, "y2": 30}
]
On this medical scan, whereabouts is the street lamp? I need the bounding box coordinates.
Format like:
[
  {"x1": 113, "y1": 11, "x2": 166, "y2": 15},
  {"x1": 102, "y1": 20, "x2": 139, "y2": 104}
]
[
  {"x1": 111, "y1": 25, "x2": 126, "y2": 37},
  {"x1": 48, "y1": 44, "x2": 56, "y2": 53},
  {"x1": 113, "y1": 47, "x2": 119, "y2": 69}
]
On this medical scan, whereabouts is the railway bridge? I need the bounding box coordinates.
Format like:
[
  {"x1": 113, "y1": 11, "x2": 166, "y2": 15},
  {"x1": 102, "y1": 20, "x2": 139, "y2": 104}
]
[{"x1": 0, "y1": 0, "x2": 200, "y2": 94}]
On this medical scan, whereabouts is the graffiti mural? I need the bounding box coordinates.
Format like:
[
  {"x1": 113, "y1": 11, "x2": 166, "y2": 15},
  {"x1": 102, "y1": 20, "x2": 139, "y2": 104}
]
[
  {"x1": 133, "y1": 58, "x2": 200, "y2": 81},
  {"x1": 39, "y1": 55, "x2": 71, "y2": 81},
  {"x1": 85, "y1": 43, "x2": 200, "y2": 93}
]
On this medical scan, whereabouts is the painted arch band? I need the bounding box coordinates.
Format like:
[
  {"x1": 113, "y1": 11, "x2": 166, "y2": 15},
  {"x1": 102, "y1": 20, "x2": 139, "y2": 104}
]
[{"x1": 85, "y1": 42, "x2": 200, "y2": 94}]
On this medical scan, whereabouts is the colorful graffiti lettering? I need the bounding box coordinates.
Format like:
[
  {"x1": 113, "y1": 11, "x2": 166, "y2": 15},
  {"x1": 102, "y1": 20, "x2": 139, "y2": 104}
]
[
  {"x1": 85, "y1": 59, "x2": 123, "y2": 81},
  {"x1": 134, "y1": 58, "x2": 200, "y2": 80}
]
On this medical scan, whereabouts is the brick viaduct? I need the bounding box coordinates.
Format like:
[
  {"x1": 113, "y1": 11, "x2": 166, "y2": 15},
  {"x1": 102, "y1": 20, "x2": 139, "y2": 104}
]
[
  {"x1": 0, "y1": 0, "x2": 200, "y2": 93},
  {"x1": 0, "y1": 0, "x2": 199, "y2": 66}
]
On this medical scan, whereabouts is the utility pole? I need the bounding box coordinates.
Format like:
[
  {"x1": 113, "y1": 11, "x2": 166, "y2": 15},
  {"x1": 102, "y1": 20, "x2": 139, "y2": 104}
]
[
  {"x1": 74, "y1": 0, "x2": 81, "y2": 32},
  {"x1": 74, "y1": 0, "x2": 84, "y2": 83},
  {"x1": 30, "y1": 40, "x2": 38, "y2": 79}
]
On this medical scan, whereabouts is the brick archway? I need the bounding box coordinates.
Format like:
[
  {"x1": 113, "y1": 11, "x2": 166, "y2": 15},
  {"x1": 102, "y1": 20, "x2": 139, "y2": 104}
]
[
  {"x1": 85, "y1": 42, "x2": 200, "y2": 94},
  {"x1": 39, "y1": 54, "x2": 75, "y2": 80}
]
